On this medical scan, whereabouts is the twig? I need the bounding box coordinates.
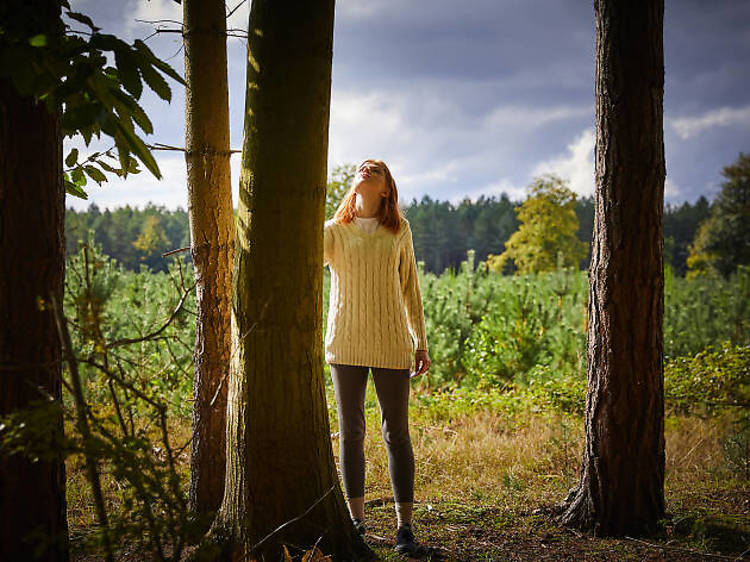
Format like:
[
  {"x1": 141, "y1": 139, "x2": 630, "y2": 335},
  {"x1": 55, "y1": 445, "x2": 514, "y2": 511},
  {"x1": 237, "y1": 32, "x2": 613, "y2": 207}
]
[
  {"x1": 226, "y1": 0, "x2": 247, "y2": 19},
  {"x1": 135, "y1": 18, "x2": 183, "y2": 26},
  {"x1": 248, "y1": 485, "x2": 336, "y2": 555},
  {"x1": 50, "y1": 293, "x2": 115, "y2": 562},
  {"x1": 107, "y1": 282, "x2": 195, "y2": 348},
  {"x1": 162, "y1": 246, "x2": 191, "y2": 257},
  {"x1": 147, "y1": 142, "x2": 240, "y2": 154},
  {"x1": 623, "y1": 535, "x2": 741, "y2": 560}
]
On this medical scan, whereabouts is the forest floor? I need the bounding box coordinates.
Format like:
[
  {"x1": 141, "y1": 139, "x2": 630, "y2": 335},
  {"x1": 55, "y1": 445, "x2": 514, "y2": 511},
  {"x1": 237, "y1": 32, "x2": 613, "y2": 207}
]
[
  {"x1": 67, "y1": 391, "x2": 749, "y2": 561},
  {"x1": 343, "y1": 389, "x2": 749, "y2": 561}
]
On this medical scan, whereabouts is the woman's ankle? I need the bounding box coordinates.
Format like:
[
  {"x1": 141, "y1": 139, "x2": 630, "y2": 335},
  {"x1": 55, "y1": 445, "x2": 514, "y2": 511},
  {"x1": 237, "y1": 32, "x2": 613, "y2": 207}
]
[
  {"x1": 347, "y1": 496, "x2": 365, "y2": 521},
  {"x1": 395, "y1": 501, "x2": 413, "y2": 528}
]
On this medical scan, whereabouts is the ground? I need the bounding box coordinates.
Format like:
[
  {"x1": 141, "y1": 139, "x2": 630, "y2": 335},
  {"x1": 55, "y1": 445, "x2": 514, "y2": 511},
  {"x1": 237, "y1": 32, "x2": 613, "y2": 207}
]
[{"x1": 67, "y1": 390, "x2": 749, "y2": 561}]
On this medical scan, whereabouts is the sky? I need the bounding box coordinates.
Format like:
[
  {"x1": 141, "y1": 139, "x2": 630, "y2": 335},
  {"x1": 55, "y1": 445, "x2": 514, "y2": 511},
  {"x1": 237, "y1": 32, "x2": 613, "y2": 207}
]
[{"x1": 65, "y1": 0, "x2": 750, "y2": 212}]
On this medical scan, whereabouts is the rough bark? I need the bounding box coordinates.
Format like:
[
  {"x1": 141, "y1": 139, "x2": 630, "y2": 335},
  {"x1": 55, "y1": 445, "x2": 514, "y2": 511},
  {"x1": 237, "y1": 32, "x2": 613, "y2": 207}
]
[
  {"x1": 194, "y1": 1, "x2": 374, "y2": 560},
  {"x1": 183, "y1": 0, "x2": 234, "y2": 526},
  {"x1": 555, "y1": 0, "x2": 666, "y2": 537},
  {"x1": 0, "y1": 79, "x2": 69, "y2": 560}
]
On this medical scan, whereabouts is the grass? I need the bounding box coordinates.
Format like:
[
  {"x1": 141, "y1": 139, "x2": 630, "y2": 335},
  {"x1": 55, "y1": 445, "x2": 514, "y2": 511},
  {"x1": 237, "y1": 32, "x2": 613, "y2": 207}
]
[{"x1": 64, "y1": 382, "x2": 749, "y2": 561}]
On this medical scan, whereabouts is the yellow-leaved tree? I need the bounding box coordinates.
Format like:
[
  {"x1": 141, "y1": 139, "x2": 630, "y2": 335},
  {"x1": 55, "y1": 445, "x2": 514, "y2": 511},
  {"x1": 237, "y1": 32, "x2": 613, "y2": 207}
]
[{"x1": 486, "y1": 174, "x2": 587, "y2": 274}]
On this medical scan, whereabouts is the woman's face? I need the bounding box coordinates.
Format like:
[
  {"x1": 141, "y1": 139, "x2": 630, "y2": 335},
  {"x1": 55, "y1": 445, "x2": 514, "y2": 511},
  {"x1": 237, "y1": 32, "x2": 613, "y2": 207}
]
[{"x1": 353, "y1": 162, "x2": 388, "y2": 199}]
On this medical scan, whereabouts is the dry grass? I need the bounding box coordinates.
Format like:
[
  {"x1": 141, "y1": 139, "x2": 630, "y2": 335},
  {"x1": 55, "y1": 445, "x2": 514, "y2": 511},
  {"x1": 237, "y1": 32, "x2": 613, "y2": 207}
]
[{"x1": 65, "y1": 386, "x2": 748, "y2": 560}]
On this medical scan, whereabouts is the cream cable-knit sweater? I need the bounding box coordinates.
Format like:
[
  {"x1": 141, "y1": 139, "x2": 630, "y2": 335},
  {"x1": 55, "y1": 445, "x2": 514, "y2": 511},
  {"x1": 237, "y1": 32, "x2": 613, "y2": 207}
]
[{"x1": 324, "y1": 216, "x2": 428, "y2": 370}]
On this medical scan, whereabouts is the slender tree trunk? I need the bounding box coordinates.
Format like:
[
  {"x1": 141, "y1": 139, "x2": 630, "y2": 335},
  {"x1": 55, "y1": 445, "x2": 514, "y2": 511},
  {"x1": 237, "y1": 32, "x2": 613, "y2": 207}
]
[
  {"x1": 194, "y1": 2, "x2": 374, "y2": 560},
  {"x1": 555, "y1": 0, "x2": 666, "y2": 536},
  {"x1": 0, "y1": 78, "x2": 69, "y2": 560},
  {"x1": 183, "y1": 0, "x2": 234, "y2": 527}
]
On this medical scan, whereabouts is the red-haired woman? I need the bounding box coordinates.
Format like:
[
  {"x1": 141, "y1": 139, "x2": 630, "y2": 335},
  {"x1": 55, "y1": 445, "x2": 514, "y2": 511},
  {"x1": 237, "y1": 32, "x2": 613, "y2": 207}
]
[{"x1": 323, "y1": 159, "x2": 430, "y2": 556}]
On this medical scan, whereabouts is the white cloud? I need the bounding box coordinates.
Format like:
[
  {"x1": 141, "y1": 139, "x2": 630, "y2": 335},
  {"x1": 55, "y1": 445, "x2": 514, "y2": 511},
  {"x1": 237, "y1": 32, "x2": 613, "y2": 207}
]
[
  {"x1": 328, "y1": 89, "x2": 410, "y2": 170},
  {"x1": 125, "y1": 0, "x2": 182, "y2": 37},
  {"x1": 665, "y1": 177, "x2": 680, "y2": 199},
  {"x1": 483, "y1": 105, "x2": 591, "y2": 130},
  {"x1": 451, "y1": 178, "x2": 525, "y2": 205},
  {"x1": 670, "y1": 105, "x2": 750, "y2": 140},
  {"x1": 531, "y1": 129, "x2": 594, "y2": 197}
]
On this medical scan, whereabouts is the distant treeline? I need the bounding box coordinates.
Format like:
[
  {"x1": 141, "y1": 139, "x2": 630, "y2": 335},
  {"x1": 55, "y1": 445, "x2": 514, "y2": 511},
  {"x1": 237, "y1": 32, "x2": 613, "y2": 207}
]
[{"x1": 65, "y1": 194, "x2": 711, "y2": 276}]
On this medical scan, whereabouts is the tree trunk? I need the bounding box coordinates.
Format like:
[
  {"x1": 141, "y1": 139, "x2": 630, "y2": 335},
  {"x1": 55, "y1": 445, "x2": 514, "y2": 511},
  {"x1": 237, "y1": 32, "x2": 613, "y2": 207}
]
[
  {"x1": 183, "y1": 0, "x2": 234, "y2": 527},
  {"x1": 0, "y1": 79, "x2": 69, "y2": 560},
  {"x1": 195, "y1": 2, "x2": 374, "y2": 560},
  {"x1": 555, "y1": 0, "x2": 666, "y2": 537}
]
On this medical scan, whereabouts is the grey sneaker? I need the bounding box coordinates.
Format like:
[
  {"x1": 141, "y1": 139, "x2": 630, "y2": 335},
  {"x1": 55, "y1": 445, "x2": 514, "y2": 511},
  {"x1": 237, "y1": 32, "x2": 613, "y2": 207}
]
[
  {"x1": 395, "y1": 522, "x2": 418, "y2": 556},
  {"x1": 352, "y1": 517, "x2": 366, "y2": 535}
]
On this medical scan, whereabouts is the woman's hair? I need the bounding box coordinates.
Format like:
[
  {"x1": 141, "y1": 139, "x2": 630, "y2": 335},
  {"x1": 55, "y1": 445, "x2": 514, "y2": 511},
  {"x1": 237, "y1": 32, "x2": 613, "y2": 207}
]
[{"x1": 332, "y1": 159, "x2": 403, "y2": 234}]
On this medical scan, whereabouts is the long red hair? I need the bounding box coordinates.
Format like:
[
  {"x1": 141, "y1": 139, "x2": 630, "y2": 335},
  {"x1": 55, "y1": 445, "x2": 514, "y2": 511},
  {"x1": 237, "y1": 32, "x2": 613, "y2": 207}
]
[{"x1": 332, "y1": 159, "x2": 404, "y2": 234}]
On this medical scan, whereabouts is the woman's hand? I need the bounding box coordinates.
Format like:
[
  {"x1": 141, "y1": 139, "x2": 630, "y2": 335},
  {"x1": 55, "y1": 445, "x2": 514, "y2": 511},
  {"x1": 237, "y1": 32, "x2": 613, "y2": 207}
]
[{"x1": 410, "y1": 349, "x2": 431, "y2": 378}]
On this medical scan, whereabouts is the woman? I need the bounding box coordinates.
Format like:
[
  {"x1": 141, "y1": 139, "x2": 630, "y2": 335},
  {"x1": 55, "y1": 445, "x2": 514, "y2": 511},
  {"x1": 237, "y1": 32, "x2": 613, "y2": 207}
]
[{"x1": 323, "y1": 158, "x2": 430, "y2": 556}]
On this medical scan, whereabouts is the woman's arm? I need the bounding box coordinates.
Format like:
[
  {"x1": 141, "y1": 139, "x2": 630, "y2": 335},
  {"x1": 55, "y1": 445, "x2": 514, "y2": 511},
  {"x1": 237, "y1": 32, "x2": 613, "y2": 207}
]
[
  {"x1": 323, "y1": 221, "x2": 334, "y2": 267},
  {"x1": 398, "y1": 223, "x2": 428, "y2": 352}
]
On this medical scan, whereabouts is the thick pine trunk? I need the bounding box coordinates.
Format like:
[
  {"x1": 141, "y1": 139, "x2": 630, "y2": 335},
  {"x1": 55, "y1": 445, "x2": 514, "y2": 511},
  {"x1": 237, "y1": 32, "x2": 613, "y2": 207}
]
[
  {"x1": 555, "y1": 0, "x2": 666, "y2": 536},
  {"x1": 195, "y1": 1, "x2": 374, "y2": 560},
  {"x1": 0, "y1": 79, "x2": 69, "y2": 560},
  {"x1": 183, "y1": 0, "x2": 234, "y2": 525}
]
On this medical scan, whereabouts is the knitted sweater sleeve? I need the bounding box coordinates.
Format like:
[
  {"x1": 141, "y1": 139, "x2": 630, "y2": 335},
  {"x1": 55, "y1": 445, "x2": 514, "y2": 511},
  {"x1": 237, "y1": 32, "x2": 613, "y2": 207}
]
[{"x1": 398, "y1": 222, "x2": 428, "y2": 351}]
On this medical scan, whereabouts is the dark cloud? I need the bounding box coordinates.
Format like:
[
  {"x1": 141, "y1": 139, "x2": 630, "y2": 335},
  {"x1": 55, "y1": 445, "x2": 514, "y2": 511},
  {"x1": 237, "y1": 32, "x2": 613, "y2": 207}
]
[{"x1": 65, "y1": 0, "x2": 749, "y2": 211}]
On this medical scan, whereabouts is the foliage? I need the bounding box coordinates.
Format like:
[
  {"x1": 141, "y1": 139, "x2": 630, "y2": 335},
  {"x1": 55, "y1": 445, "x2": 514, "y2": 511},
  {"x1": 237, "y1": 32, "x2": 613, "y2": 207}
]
[
  {"x1": 461, "y1": 266, "x2": 587, "y2": 389},
  {"x1": 687, "y1": 152, "x2": 750, "y2": 278},
  {"x1": 486, "y1": 174, "x2": 588, "y2": 275},
  {"x1": 0, "y1": 0, "x2": 185, "y2": 198},
  {"x1": 63, "y1": 233, "x2": 195, "y2": 419},
  {"x1": 325, "y1": 163, "x2": 356, "y2": 220},
  {"x1": 665, "y1": 195, "x2": 711, "y2": 277},
  {"x1": 66, "y1": 183, "x2": 714, "y2": 277},
  {"x1": 66, "y1": 203, "x2": 191, "y2": 272},
  {"x1": 404, "y1": 193, "x2": 520, "y2": 275},
  {"x1": 664, "y1": 264, "x2": 749, "y2": 359},
  {"x1": 1, "y1": 238, "x2": 198, "y2": 560},
  {"x1": 664, "y1": 341, "x2": 749, "y2": 417},
  {"x1": 411, "y1": 340, "x2": 748, "y2": 424}
]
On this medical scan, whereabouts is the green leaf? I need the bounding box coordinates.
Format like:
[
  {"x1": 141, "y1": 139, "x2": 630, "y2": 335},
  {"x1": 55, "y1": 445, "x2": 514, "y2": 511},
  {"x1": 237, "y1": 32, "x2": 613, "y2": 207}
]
[
  {"x1": 71, "y1": 166, "x2": 87, "y2": 187},
  {"x1": 65, "y1": 148, "x2": 79, "y2": 168},
  {"x1": 96, "y1": 159, "x2": 118, "y2": 173},
  {"x1": 66, "y1": 11, "x2": 101, "y2": 32},
  {"x1": 29, "y1": 35, "x2": 47, "y2": 47},
  {"x1": 64, "y1": 176, "x2": 89, "y2": 199},
  {"x1": 84, "y1": 165, "x2": 107, "y2": 184},
  {"x1": 89, "y1": 33, "x2": 127, "y2": 54},
  {"x1": 114, "y1": 48, "x2": 143, "y2": 99},
  {"x1": 109, "y1": 88, "x2": 152, "y2": 134},
  {"x1": 134, "y1": 39, "x2": 185, "y2": 85},
  {"x1": 139, "y1": 62, "x2": 171, "y2": 102},
  {"x1": 126, "y1": 155, "x2": 140, "y2": 174},
  {"x1": 116, "y1": 121, "x2": 160, "y2": 179}
]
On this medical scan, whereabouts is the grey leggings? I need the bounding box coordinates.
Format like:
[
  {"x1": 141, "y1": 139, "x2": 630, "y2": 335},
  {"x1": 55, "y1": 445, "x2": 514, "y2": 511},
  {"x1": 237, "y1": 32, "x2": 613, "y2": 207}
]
[{"x1": 329, "y1": 363, "x2": 414, "y2": 503}]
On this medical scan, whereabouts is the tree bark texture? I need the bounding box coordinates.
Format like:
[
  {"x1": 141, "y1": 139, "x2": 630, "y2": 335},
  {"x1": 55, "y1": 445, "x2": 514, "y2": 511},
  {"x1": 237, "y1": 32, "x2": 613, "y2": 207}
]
[
  {"x1": 556, "y1": 0, "x2": 666, "y2": 537},
  {"x1": 198, "y1": 1, "x2": 374, "y2": 560},
  {"x1": 183, "y1": 0, "x2": 234, "y2": 525},
  {"x1": 0, "y1": 79, "x2": 69, "y2": 560}
]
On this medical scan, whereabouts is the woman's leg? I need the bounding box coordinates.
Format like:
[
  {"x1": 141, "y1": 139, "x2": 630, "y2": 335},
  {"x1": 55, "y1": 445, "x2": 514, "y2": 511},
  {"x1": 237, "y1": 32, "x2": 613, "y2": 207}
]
[
  {"x1": 371, "y1": 366, "x2": 414, "y2": 528},
  {"x1": 329, "y1": 363, "x2": 369, "y2": 520}
]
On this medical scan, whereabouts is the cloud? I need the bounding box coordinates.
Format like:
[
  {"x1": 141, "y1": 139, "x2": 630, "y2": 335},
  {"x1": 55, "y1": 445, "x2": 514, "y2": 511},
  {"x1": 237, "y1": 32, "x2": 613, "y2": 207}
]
[
  {"x1": 451, "y1": 178, "x2": 525, "y2": 206},
  {"x1": 531, "y1": 129, "x2": 594, "y2": 197},
  {"x1": 483, "y1": 105, "x2": 591, "y2": 130},
  {"x1": 670, "y1": 105, "x2": 750, "y2": 140},
  {"x1": 125, "y1": 0, "x2": 182, "y2": 37},
  {"x1": 665, "y1": 177, "x2": 680, "y2": 199}
]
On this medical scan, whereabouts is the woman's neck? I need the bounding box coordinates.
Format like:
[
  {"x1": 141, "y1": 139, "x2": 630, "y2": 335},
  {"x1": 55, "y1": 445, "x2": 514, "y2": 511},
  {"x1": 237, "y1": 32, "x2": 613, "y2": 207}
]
[{"x1": 354, "y1": 194, "x2": 381, "y2": 218}]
